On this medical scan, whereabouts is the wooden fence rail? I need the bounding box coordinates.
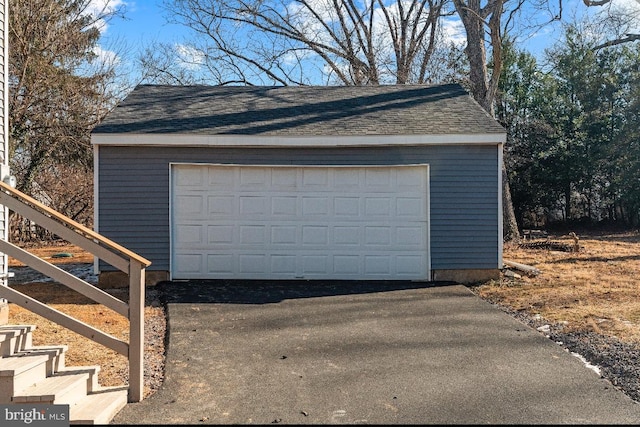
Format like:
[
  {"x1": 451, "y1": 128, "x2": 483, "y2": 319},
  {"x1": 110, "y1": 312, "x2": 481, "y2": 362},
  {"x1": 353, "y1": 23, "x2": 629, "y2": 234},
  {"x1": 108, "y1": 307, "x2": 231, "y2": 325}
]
[{"x1": 0, "y1": 181, "x2": 151, "y2": 402}]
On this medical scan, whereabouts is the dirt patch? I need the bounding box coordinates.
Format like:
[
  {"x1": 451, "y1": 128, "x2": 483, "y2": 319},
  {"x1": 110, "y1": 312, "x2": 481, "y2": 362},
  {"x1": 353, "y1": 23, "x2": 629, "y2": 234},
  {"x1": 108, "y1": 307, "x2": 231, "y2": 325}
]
[{"x1": 5, "y1": 244, "x2": 166, "y2": 399}]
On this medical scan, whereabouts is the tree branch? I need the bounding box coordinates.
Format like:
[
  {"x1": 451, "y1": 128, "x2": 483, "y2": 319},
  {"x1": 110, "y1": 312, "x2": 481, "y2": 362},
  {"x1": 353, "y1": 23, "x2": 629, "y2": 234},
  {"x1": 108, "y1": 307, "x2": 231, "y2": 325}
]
[{"x1": 594, "y1": 34, "x2": 640, "y2": 50}]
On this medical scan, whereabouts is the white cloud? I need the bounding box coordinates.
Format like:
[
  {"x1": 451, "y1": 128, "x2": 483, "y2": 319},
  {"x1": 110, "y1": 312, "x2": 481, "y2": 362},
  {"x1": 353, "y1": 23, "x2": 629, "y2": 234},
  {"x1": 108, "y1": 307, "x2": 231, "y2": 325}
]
[
  {"x1": 93, "y1": 45, "x2": 120, "y2": 66},
  {"x1": 87, "y1": 0, "x2": 126, "y2": 34},
  {"x1": 440, "y1": 17, "x2": 467, "y2": 47},
  {"x1": 175, "y1": 44, "x2": 205, "y2": 70}
]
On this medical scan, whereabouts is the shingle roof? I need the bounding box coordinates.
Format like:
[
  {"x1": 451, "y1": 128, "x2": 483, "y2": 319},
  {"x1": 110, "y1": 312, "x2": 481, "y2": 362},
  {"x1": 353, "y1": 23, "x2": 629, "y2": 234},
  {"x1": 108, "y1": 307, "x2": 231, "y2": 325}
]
[{"x1": 93, "y1": 83, "x2": 505, "y2": 137}]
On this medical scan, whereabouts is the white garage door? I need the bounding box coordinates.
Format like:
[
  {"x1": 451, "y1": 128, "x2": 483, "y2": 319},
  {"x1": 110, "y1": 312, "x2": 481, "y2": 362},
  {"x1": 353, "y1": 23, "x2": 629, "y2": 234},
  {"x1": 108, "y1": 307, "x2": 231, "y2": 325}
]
[{"x1": 171, "y1": 164, "x2": 430, "y2": 280}]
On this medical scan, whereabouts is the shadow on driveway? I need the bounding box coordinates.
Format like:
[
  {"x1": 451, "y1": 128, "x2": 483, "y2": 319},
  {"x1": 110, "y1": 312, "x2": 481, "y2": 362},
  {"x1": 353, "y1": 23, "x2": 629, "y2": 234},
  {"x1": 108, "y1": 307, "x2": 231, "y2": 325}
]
[
  {"x1": 156, "y1": 279, "x2": 457, "y2": 304},
  {"x1": 112, "y1": 281, "x2": 640, "y2": 425}
]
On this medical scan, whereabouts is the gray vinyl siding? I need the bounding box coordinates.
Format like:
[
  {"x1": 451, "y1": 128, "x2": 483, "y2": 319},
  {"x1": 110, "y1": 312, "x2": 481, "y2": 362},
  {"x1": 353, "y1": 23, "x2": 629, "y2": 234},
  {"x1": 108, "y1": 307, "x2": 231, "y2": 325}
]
[{"x1": 97, "y1": 144, "x2": 499, "y2": 273}]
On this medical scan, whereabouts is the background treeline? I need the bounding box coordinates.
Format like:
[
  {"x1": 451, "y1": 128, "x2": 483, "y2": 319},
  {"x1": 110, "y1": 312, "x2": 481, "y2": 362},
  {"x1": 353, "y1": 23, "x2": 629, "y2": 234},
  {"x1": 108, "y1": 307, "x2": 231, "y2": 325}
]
[
  {"x1": 498, "y1": 25, "x2": 640, "y2": 230},
  {"x1": 6, "y1": 0, "x2": 639, "y2": 244}
]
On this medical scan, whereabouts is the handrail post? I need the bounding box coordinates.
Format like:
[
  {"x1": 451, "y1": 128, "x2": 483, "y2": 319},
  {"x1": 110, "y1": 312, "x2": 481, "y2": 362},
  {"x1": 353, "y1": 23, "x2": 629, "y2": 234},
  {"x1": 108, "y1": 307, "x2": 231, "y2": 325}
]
[{"x1": 128, "y1": 259, "x2": 145, "y2": 403}]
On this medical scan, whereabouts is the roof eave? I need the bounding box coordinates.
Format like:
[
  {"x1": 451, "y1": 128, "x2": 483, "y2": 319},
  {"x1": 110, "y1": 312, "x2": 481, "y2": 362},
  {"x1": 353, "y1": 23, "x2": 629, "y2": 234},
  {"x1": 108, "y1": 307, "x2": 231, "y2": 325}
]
[{"x1": 91, "y1": 133, "x2": 507, "y2": 147}]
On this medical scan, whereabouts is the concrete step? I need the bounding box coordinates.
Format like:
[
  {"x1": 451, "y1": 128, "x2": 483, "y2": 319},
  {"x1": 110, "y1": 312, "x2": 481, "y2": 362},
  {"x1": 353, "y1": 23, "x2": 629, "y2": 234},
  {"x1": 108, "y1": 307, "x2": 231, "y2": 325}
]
[
  {"x1": 12, "y1": 371, "x2": 90, "y2": 405},
  {"x1": 0, "y1": 325, "x2": 36, "y2": 356},
  {"x1": 0, "y1": 353, "x2": 49, "y2": 403},
  {"x1": 69, "y1": 387, "x2": 128, "y2": 425}
]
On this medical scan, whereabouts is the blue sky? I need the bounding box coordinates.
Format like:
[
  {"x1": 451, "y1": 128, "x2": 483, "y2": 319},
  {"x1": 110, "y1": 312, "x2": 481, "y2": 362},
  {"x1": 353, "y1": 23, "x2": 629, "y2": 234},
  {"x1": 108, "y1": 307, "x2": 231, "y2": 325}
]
[
  {"x1": 96, "y1": 0, "x2": 640, "y2": 82},
  {"x1": 100, "y1": 0, "x2": 185, "y2": 48}
]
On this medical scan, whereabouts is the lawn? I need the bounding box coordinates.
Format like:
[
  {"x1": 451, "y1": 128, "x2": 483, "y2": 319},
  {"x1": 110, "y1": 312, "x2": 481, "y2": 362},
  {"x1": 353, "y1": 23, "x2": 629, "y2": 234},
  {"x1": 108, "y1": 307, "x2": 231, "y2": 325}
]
[
  {"x1": 4, "y1": 230, "x2": 640, "y2": 398},
  {"x1": 473, "y1": 230, "x2": 640, "y2": 343}
]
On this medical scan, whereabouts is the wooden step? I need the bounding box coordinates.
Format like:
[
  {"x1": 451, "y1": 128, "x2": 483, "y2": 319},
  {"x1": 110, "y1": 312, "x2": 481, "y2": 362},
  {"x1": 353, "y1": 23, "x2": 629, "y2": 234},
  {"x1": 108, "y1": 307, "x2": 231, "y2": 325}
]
[
  {"x1": 12, "y1": 371, "x2": 90, "y2": 405},
  {"x1": 0, "y1": 353, "x2": 49, "y2": 403},
  {"x1": 69, "y1": 387, "x2": 128, "y2": 425},
  {"x1": 0, "y1": 329, "x2": 20, "y2": 356},
  {"x1": 0, "y1": 325, "x2": 36, "y2": 356},
  {"x1": 57, "y1": 365, "x2": 101, "y2": 393},
  {"x1": 0, "y1": 325, "x2": 127, "y2": 425},
  {"x1": 18, "y1": 345, "x2": 67, "y2": 375}
]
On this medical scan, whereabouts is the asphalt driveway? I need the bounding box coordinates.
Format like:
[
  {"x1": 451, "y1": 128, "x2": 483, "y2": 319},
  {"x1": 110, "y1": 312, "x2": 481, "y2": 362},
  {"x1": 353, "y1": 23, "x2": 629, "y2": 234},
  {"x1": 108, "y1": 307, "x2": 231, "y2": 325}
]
[{"x1": 111, "y1": 281, "x2": 640, "y2": 424}]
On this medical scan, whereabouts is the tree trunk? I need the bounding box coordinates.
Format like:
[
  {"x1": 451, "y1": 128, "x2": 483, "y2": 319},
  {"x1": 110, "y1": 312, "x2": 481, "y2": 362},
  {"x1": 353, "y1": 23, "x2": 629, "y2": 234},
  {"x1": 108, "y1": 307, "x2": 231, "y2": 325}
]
[
  {"x1": 453, "y1": 0, "x2": 520, "y2": 242},
  {"x1": 502, "y1": 167, "x2": 519, "y2": 241},
  {"x1": 565, "y1": 184, "x2": 572, "y2": 220}
]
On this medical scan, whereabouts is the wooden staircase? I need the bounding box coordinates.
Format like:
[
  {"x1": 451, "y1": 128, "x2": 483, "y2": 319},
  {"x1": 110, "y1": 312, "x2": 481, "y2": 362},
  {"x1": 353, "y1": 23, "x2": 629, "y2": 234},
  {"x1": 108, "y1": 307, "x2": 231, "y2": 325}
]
[{"x1": 0, "y1": 324, "x2": 128, "y2": 424}]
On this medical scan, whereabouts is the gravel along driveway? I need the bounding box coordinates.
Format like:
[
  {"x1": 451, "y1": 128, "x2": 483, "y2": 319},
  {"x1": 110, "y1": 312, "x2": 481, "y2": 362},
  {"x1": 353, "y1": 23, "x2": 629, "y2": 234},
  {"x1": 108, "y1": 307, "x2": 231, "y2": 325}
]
[{"x1": 482, "y1": 300, "x2": 640, "y2": 404}]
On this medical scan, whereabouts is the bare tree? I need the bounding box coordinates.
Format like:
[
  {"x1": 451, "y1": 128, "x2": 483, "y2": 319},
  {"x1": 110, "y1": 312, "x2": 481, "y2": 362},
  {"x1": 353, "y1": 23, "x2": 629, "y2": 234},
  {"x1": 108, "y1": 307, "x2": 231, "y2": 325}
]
[
  {"x1": 9, "y1": 0, "x2": 123, "y2": 240},
  {"x1": 451, "y1": 0, "x2": 523, "y2": 241},
  {"x1": 581, "y1": 0, "x2": 640, "y2": 49},
  {"x1": 159, "y1": 0, "x2": 452, "y2": 86},
  {"x1": 452, "y1": 0, "x2": 504, "y2": 113}
]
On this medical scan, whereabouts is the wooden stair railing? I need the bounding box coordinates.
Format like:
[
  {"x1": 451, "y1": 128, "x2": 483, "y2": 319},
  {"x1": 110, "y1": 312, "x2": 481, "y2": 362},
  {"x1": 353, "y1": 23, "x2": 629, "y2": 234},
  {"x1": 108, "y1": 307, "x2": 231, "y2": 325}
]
[{"x1": 0, "y1": 180, "x2": 151, "y2": 402}]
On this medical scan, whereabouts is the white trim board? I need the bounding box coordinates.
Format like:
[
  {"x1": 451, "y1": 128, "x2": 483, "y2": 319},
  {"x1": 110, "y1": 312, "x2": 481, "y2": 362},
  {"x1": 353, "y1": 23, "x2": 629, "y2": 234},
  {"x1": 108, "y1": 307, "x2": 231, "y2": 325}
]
[{"x1": 93, "y1": 133, "x2": 506, "y2": 147}]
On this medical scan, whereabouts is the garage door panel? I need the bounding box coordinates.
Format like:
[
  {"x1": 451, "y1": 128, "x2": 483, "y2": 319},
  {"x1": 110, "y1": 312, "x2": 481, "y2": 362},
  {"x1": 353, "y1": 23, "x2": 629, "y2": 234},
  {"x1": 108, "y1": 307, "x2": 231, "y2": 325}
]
[
  {"x1": 175, "y1": 167, "x2": 205, "y2": 186},
  {"x1": 208, "y1": 196, "x2": 235, "y2": 215},
  {"x1": 302, "y1": 255, "x2": 329, "y2": 274},
  {"x1": 396, "y1": 255, "x2": 425, "y2": 276},
  {"x1": 271, "y1": 255, "x2": 296, "y2": 274},
  {"x1": 364, "y1": 227, "x2": 391, "y2": 245},
  {"x1": 175, "y1": 253, "x2": 203, "y2": 274},
  {"x1": 396, "y1": 197, "x2": 424, "y2": 216},
  {"x1": 239, "y1": 168, "x2": 267, "y2": 187},
  {"x1": 365, "y1": 198, "x2": 392, "y2": 216},
  {"x1": 175, "y1": 225, "x2": 204, "y2": 244},
  {"x1": 302, "y1": 169, "x2": 329, "y2": 187},
  {"x1": 334, "y1": 197, "x2": 359, "y2": 216},
  {"x1": 271, "y1": 168, "x2": 297, "y2": 187},
  {"x1": 365, "y1": 169, "x2": 393, "y2": 188},
  {"x1": 334, "y1": 169, "x2": 360, "y2": 187},
  {"x1": 206, "y1": 166, "x2": 235, "y2": 186},
  {"x1": 302, "y1": 197, "x2": 330, "y2": 215},
  {"x1": 302, "y1": 226, "x2": 328, "y2": 245},
  {"x1": 239, "y1": 254, "x2": 266, "y2": 273},
  {"x1": 172, "y1": 165, "x2": 429, "y2": 280},
  {"x1": 177, "y1": 252, "x2": 429, "y2": 280},
  {"x1": 207, "y1": 254, "x2": 234, "y2": 274},
  {"x1": 397, "y1": 168, "x2": 426, "y2": 188},
  {"x1": 175, "y1": 195, "x2": 203, "y2": 216},
  {"x1": 396, "y1": 226, "x2": 425, "y2": 247},
  {"x1": 334, "y1": 226, "x2": 360, "y2": 245},
  {"x1": 240, "y1": 196, "x2": 267, "y2": 215},
  {"x1": 333, "y1": 255, "x2": 360, "y2": 274},
  {"x1": 271, "y1": 226, "x2": 297, "y2": 244},
  {"x1": 272, "y1": 197, "x2": 297, "y2": 215},
  {"x1": 208, "y1": 225, "x2": 234, "y2": 244},
  {"x1": 239, "y1": 226, "x2": 266, "y2": 244},
  {"x1": 365, "y1": 256, "x2": 390, "y2": 275}
]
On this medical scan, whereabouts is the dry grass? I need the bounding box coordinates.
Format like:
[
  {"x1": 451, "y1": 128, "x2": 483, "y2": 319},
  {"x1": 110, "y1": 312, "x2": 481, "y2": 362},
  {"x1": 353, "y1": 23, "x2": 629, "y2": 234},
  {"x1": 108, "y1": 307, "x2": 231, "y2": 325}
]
[
  {"x1": 5, "y1": 242, "x2": 165, "y2": 399},
  {"x1": 5, "y1": 231, "x2": 640, "y2": 399},
  {"x1": 474, "y1": 230, "x2": 640, "y2": 343}
]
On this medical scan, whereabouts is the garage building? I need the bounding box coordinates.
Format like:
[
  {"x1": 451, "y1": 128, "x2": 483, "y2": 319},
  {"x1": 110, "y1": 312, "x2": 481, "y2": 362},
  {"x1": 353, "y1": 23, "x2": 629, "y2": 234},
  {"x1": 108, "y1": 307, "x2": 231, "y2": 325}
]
[{"x1": 91, "y1": 84, "x2": 506, "y2": 286}]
